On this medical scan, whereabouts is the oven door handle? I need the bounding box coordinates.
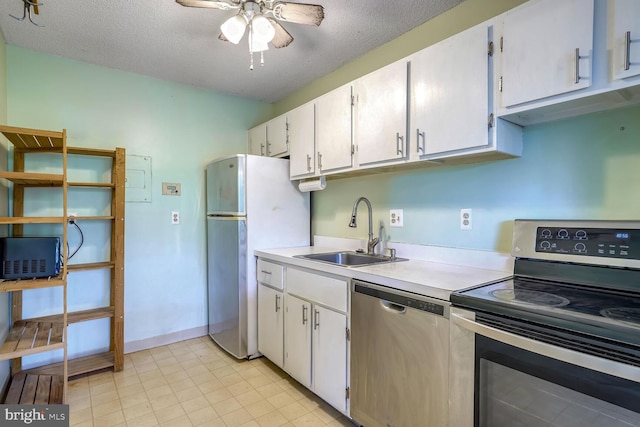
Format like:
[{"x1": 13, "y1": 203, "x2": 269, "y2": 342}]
[{"x1": 451, "y1": 312, "x2": 640, "y2": 382}]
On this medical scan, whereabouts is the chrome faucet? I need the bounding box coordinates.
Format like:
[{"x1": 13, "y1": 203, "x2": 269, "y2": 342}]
[{"x1": 348, "y1": 197, "x2": 380, "y2": 255}]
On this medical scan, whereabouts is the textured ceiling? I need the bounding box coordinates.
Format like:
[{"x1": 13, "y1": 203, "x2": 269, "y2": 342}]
[{"x1": 0, "y1": 0, "x2": 464, "y2": 103}]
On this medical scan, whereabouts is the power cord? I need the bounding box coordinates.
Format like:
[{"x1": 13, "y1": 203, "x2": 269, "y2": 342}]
[{"x1": 67, "y1": 218, "x2": 84, "y2": 261}]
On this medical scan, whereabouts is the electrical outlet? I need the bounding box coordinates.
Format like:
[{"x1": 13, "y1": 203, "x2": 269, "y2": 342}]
[
  {"x1": 460, "y1": 208, "x2": 472, "y2": 230},
  {"x1": 390, "y1": 209, "x2": 403, "y2": 228},
  {"x1": 171, "y1": 211, "x2": 180, "y2": 225}
]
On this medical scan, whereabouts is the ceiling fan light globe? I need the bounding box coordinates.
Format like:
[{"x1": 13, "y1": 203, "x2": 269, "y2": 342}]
[
  {"x1": 220, "y1": 14, "x2": 247, "y2": 44},
  {"x1": 251, "y1": 14, "x2": 276, "y2": 44}
]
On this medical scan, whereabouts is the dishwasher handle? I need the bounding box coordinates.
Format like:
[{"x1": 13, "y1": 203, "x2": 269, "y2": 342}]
[
  {"x1": 353, "y1": 280, "x2": 449, "y2": 318},
  {"x1": 381, "y1": 300, "x2": 407, "y2": 314}
]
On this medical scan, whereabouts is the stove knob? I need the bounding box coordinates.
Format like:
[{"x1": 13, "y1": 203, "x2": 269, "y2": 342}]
[
  {"x1": 575, "y1": 230, "x2": 587, "y2": 239},
  {"x1": 541, "y1": 229, "x2": 552, "y2": 238},
  {"x1": 558, "y1": 229, "x2": 569, "y2": 239},
  {"x1": 574, "y1": 242, "x2": 586, "y2": 252},
  {"x1": 540, "y1": 240, "x2": 551, "y2": 250}
]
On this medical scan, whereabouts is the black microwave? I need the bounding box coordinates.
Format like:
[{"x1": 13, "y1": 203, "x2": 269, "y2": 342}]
[{"x1": 0, "y1": 237, "x2": 61, "y2": 279}]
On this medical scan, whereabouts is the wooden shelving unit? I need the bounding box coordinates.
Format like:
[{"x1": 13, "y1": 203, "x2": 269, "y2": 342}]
[
  {"x1": 0, "y1": 125, "x2": 69, "y2": 404},
  {"x1": 30, "y1": 146, "x2": 126, "y2": 379},
  {"x1": 0, "y1": 125, "x2": 125, "y2": 404}
]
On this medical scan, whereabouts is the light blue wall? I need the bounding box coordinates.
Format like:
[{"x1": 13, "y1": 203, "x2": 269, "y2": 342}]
[
  {"x1": 6, "y1": 46, "x2": 271, "y2": 357},
  {"x1": 313, "y1": 106, "x2": 640, "y2": 253}
]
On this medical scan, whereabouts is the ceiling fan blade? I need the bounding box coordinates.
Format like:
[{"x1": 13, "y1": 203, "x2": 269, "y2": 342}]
[
  {"x1": 270, "y1": 2, "x2": 325, "y2": 26},
  {"x1": 176, "y1": 0, "x2": 239, "y2": 10},
  {"x1": 269, "y1": 19, "x2": 294, "y2": 48}
]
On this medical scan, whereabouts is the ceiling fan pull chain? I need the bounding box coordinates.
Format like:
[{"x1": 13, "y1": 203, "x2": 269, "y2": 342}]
[
  {"x1": 249, "y1": 26, "x2": 254, "y2": 71},
  {"x1": 261, "y1": 52, "x2": 265, "y2": 67}
]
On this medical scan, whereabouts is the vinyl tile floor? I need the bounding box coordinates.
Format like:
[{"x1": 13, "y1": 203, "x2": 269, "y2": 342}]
[{"x1": 68, "y1": 337, "x2": 355, "y2": 427}]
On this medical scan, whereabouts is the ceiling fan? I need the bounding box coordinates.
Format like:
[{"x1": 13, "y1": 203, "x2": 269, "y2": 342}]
[{"x1": 176, "y1": 0, "x2": 325, "y2": 70}]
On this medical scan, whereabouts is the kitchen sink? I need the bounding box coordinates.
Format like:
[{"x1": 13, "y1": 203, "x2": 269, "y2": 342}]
[{"x1": 295, "y1": 251, "x2": 407, "y2": 267}]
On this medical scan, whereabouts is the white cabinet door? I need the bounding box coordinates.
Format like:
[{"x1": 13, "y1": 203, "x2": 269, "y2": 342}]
[
  {"x1": 288, "y1": 102, "x2": 316, "y2": 179},
  {"x1": 354, "y1": 60, "x2": 408, "y2": 166},
  {"x1": 248, "y1": 124, "x2": 266, "y2": 156},
  {"x1": 611, "y1": 0, "x2": 640, "y2": 80},
  {"x1": 257, "y1": 284, "x2": 284, "y2": 368},
  {"x1": 411, "y1": 22, "x2": 492, "y2": 157},
  {"x1": 500, "y1": 0, "x2": 594, "y2": 108},
  {"x1": 316, "y1": 84, "x2": 353, "y2": 173},
  {"x1": 284, "y1": 294, "x2": 312, "y2": 388},
  {"x1": 267, "y1": 114, "x2": 288, "y2": 157},
  {"x1": 312, "y1": 305, "x2": 348, "y2": 414}
]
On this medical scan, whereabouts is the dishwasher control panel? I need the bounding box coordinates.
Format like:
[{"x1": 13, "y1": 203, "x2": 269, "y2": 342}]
[{"x1": 353, "y1": 281, "x2": 447, "y2": 317}]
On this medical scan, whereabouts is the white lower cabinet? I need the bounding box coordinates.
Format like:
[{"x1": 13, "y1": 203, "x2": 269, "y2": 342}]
[
  {"x1": 284, "y1": 267, "x2": 349, "y2": 415},
  {"x1": 258, "y1": 284, "x2": 284, "y2": 368},
  {"x1": 257, "y1": 260, "x2": 285, "y2": 368},
  {"x1": 311, "y1": 304, "x2": 348, "y2": 412}
]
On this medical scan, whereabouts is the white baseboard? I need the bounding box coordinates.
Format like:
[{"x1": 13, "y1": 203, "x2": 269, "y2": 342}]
[{"x1": 124, "y1": 326, "x2": 208, "y2": 354}]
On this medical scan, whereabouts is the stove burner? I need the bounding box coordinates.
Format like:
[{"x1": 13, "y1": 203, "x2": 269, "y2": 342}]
[
  {"x1": 490, "y1": 289, "x2": 570, "y2": 307},
  {"x1": 600, "y1": 307, "x2": 640, "y2": 326}
]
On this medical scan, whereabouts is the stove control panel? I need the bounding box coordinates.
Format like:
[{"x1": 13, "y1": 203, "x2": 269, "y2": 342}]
[{"x1": 535, "y1": 227, "x2": 640, "y2": 259}]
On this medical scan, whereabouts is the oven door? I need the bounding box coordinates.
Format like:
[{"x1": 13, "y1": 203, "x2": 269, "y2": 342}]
[{"x1": 450, "y1": 307, "x2": 640, "y2": 427}]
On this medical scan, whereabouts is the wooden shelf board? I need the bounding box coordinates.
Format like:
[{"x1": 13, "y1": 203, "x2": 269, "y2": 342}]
[
  {"x1": 24, "y1": 352, "x2": 115, "y2": 378},
  {"x1": 0, "y1": 321, "x2": 65, "y2": 361},
  {"x1": 68, "y1": 261, "x2": 115, "y2": 272},
  {"x1": 0, "y1": 277, "x2": 65, "y2": 292},
  {"x1": 67, "y1": 147, "x2": 116, "y2": 158},
  {"x1": 0, "y1": 171, "x2": 64, "y2": 186},
  {"x1": 0, "y1": 125, "x2": 64, "y2": 150},
  {"x1": 70, "y1": 215, "x2": 114, "y2": 221},
  {"x1": 26, "y1": 307, "x2": 114, "y2": 325},
  {"x1": 69, "y1": 182, "x2": 115, "y2": 188},
  {"x1": 3, "y1": 373, "x2": 64, "y2": 404},
  {"x1": 0, "y1": 216, "x2": 65, "y2": 225}
]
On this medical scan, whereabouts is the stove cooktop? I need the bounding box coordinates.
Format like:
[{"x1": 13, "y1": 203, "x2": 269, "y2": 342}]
[{"x1": 452, "y1": 275, "x2": 640, "y2": 347}]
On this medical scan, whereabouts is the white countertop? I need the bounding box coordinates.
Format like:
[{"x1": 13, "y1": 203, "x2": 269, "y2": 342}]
[{"x1": 255, "y1": 245, "x2": 512, "y2": 302}]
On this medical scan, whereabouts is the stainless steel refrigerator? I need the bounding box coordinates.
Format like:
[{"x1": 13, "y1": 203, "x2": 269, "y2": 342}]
[{"x1": 206, "y1": 154, "x2": 310, "y2": 359}]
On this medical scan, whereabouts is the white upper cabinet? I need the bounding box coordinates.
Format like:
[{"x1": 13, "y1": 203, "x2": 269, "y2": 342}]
[
  {"x1": 354, "y1": 59, "x2": 408, "y2": 166},
  {"x1": 610, "y1": 0, "x2": 640, "y2": 80},
  {"x1": 411, "y1": 21, "x2": 493, "y2": 158},
  {"x1": 288, "y1": 102, "x2": 316, "y2": 179},
  {"x1": 316, "y1": 84, "x2": 353, "y2": 173},
  {"x1": 266, "y1": 114, "x2": 288, "y2": 157},
  {"x1": 248, "y1": 124, "x2": 266, "y2": 156},
  {"x1": 499, "y1": 0, "x2": 595, "y2": 109}
]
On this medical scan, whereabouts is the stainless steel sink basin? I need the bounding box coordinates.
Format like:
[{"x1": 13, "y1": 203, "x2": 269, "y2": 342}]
[{"x1": 295, "y1": 251, "x2": 407, "y2": 267}]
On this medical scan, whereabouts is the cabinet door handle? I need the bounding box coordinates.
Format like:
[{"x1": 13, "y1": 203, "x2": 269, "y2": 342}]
[
  {"x1": 306, "y1": 154, "x2": 312, "y2": 172},
  {"x1": 260, "y1": 143, "x2": 265, "y2": 156},
  {"x1": 317, "y1": 152, "x2": 323, "y2": 170},
  {"x1": 275, "y1": 294, "x2": 280, "y2": 312},
  {"x1": 302, "y1": 305, "x2": 308, "y2": 324},
  {"x1": 416, "y1": 129, "x2": 425, "y2": 154},
  {"x1": 396, "y1": 133, "x2": 404, "y2": 156},
  {"x1": 574, "y1": 48, "x2": 582, "y2": 84},
  {"x1": 266, "y1": 141, "x2": 271, "y2": 156},
  {"x1": 624, "y1": 31, "x2": 631, "y2": 71},
  {"x1": 314, "y1": 309, "x2": 320, "y2": 330}
]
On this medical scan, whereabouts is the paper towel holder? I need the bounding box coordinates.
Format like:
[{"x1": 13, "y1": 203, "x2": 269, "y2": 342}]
[{"x1": 298, "y1": 176, "x2": 326, "y2": 192}]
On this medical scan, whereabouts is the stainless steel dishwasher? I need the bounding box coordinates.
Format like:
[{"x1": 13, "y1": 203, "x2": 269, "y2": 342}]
[{"x1": 350, "y1": 279, "x2": 450, "y2": 427}]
